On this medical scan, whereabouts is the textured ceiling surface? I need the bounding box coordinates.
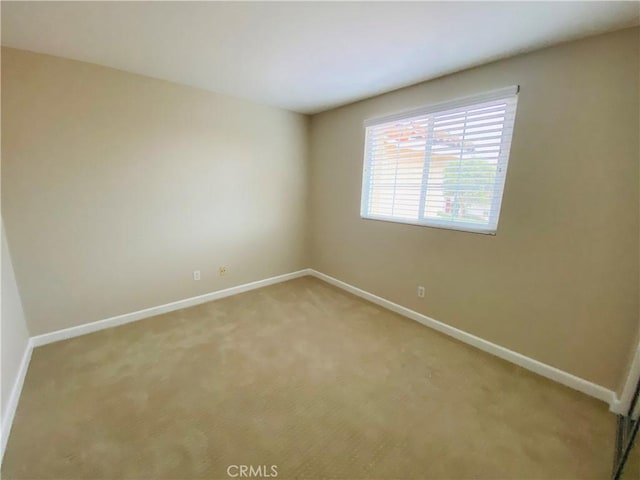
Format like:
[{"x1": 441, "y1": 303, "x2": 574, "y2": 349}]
[{"x1": 2, "y1": 1, "x2": 639, "y2": 113}]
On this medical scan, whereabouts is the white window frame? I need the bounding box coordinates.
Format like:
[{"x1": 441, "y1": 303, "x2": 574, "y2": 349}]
[{"x1": 360, "y1": 86, "x2": 519, "y2": 235}]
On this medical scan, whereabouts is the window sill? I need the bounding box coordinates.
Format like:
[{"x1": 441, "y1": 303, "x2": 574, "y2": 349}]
[{"x1": 360, "y1": 214, "x2": 497, "y2": 235}]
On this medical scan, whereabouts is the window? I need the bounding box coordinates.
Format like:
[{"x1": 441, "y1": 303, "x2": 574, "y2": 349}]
[{"x1": 360, "y1": 86, "x2": 519, "y2": 235}]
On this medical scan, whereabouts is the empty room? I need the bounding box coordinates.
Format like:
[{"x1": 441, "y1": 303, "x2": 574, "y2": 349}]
[{"x1": 2, "y1": 1, "x2": 640, "y2": 479}]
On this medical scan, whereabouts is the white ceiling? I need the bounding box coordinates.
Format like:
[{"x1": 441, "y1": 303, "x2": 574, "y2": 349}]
[{"x1": 2, "y1": 1, "x2": 639, "y2": 114}]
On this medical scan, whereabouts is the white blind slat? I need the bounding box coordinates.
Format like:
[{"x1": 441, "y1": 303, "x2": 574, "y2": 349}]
[{"x1": 361, "y1": 87, "x2": 519, "y2": 235}]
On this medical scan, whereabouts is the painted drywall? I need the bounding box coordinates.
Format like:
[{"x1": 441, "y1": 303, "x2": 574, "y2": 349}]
[
  {"x1": 308, "y1": 27, "x2": 640, "y2": 392},
  {"x1": 1, "y1": 223, "x2": 30, "y2": 424},
  {"x1": 1, "y1": 47, "x2": 309, "y2": 335}
]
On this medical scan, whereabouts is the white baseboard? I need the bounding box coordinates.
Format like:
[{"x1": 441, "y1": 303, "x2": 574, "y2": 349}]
[
  {"x1": 31, "y1": 269, "x2": 311, "y2": 347},
  {"x1": 611, "y1": 344, "x2": 640, "y2": 415},
  {"x1": 2, "y1": 266, "x2": 626, "y2": 462},
  {"x1": 2, "y1": 269, "x2": 310, "y2": 463},
  {"x1": 1, "y1": 338, "x2": 34, "y2": 462},
  {"x1": 308, "y1": 269, "x2": 620, "y2": 411}
]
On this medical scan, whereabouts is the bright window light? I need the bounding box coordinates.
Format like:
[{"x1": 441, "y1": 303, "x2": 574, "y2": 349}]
[{"x1": 361, "y1": 86, "x2": 519, "y2": 235}]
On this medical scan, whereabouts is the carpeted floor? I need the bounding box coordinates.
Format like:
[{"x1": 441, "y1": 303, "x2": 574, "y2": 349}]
[{"x1": 2, "y1": 276, "x2": 617, "y2": 479}]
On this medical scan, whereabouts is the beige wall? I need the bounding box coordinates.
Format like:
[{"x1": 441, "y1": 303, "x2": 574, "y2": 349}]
[
  {"x1": 3, "y1": 28, "x2": 640, "y2": 394},
  {"x1": 1, "y1": 47, "x2": 309, "y2": 335},
  {"x1": 1, "y1": 222, "x2": 30, "y2": 431},
  {"x1": 309, "y1": 28, "x2": 640, "y2": 392}
]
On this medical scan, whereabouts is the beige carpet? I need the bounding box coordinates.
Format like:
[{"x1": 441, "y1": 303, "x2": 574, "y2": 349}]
[{"x1": 2, "y1": 276, "x2": 616, "y2": 479}]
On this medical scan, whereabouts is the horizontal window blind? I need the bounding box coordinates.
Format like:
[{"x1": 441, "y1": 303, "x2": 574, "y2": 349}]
[{"x1": 361, "y1": 86, "x2": 519, "y2": 234}]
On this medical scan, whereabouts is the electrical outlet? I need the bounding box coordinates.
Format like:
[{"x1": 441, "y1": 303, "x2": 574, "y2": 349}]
[
  {"x1": 417, "y1": 286, "x2": 425, "y2": 298},
  {"x1": 219, "y1": 266, "x2": 227, "y2": 276},
  {"x1": 193, "y1": 270, "x2": 201, "y2": 281}
]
